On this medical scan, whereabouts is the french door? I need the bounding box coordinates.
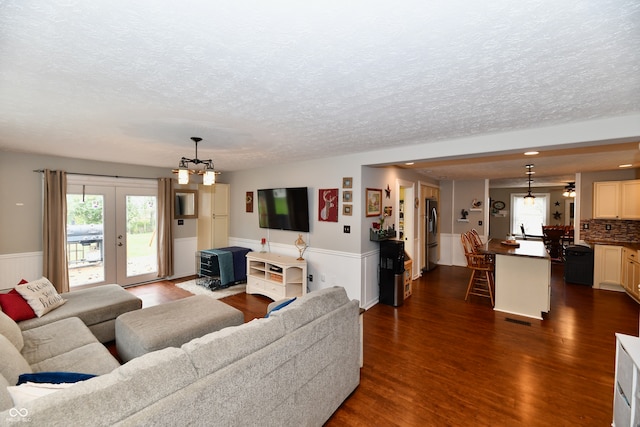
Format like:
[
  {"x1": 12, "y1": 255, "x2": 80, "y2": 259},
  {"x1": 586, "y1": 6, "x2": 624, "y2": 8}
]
[{"x1": 67, "y1": 176, "x2": 158, "y2": 288}]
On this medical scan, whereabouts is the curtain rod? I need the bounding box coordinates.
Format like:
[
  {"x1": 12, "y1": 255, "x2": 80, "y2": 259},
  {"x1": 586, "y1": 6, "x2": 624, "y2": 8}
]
[{"x1": 33, "y1": 170, "x2": 165, "y2": 181}]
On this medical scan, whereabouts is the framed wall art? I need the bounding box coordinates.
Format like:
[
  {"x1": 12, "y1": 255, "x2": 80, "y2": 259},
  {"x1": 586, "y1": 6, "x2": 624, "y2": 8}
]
[
  {"x1": 342, "y1": 177, "x2": 353, "y2": 189},
  {"x1": 318, "y1": 188, "x2": 338, "y2": 222},
  {"x1": 245, "y1": 191, "x2": 254, "y2": 213},
  {"x1": 343, "y1": 204, "x2": 352, "y2": 216},
  {"x1": 343, "y1": 190, "x2": 352, "y2": 203},
  {"x1": 366, "y1": 188, "x2": 382, "y2": 217}
]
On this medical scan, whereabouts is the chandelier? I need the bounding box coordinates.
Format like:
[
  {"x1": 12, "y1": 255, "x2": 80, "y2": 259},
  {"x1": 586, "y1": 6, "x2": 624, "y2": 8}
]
[
  {"x1": 562, "y1": 182, "x2": 576, "y2": 198},
  {"x1": 524, "y1": 164, "x2": 535, "y2": 205},
  {"x1": 173, "y1": 137, "x2": 216, "y2": 186}
]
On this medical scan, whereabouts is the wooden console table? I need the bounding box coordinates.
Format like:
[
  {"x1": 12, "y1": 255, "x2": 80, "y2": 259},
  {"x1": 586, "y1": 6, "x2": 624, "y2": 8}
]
[{"x1": 246, "y1": 252, "x2": 307, "y2": 301}]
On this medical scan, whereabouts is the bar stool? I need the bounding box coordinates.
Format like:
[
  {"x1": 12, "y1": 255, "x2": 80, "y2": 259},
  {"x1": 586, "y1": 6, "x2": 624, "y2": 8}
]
[{"x1": 461, "y1": 232, "x2": 494, "y2": 306}]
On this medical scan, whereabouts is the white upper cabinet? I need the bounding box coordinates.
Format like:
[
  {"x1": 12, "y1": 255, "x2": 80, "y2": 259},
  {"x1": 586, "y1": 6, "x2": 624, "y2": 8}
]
[{"x1": 594, "y1": 180, "x2": 640, "y2": 220}]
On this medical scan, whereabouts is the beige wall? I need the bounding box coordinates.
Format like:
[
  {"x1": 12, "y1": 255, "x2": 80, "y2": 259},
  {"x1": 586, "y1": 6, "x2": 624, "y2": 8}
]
[
  {"x1": 488, "y1": 187, "x2": 568, "y2": 239},
  {"x1": 0, "y1": 150, "x2": 178, "y2": 254}
]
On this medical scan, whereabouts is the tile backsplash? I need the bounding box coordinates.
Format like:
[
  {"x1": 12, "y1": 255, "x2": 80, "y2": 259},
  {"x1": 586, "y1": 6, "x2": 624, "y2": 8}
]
[{"x1": 579, "y1": 219, "x2": 640, "y2": 243}]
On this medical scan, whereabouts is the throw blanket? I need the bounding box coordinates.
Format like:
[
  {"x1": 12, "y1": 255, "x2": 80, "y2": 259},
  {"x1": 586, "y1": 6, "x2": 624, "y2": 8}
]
[
  {"x1": 206, "y1": 249, "x2": 234, "y2": 286},
  {"x1": 217, "y1": 246, "x2": 252, "y2": 282}
]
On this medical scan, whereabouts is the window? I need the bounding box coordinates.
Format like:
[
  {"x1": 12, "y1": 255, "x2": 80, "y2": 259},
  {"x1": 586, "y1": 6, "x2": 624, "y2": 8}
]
[{"x1": 511, "y1": 193, "x2": 550, "y2": 237}]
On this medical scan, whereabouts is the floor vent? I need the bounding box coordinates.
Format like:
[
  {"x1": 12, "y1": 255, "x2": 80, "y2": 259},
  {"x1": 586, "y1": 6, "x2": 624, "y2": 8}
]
[{"x1": 505, "y1": 317, "x2": 531, "y2": 326}]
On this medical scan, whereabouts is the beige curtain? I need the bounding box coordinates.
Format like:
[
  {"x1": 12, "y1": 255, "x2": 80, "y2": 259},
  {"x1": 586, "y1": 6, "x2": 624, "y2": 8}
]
[
  {"x1": 157, "y1": 178, "x2": 174, "y2": 277},
  {"x1": 43, "y1": 170, "x2": 69, "y2": 293}
]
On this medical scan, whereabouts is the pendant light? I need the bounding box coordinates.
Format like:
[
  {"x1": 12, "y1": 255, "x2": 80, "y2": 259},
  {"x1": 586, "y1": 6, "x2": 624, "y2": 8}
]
[
  {"x1": 172, "y1": 137, "x2": 218, "y2": 185},
  {"x1": 524, "y1": 164, "x2": 535, "y2": 205}
]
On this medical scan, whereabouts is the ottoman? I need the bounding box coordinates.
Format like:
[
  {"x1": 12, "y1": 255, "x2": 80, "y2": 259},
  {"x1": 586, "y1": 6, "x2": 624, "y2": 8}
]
[{"x1": 115, "y1": 295, "x2": 244, "y2": 362}]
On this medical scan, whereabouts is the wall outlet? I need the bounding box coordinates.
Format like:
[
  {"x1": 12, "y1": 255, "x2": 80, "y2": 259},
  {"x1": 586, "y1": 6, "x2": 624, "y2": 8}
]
[
  {"x1": 583, "y1": 223, "x2": 589, "y2": 230},
  {"x1": 308, "y1": 274, "x2": 313, "y2": 282},
  {"x1": 605, "y1": 224, "x2": 612, "y2": 231},
  {"x1": 343, "y1": 225, "x2": 350, "y2": 233}
]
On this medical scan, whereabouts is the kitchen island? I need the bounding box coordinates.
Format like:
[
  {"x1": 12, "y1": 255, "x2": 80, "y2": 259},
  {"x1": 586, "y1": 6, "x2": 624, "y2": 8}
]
[{"x1": 484, "y1": 239, "x2": 551, "y2": 320}]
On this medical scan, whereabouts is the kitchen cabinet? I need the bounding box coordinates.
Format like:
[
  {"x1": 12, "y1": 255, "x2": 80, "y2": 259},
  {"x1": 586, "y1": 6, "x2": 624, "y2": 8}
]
[
  {"x1": 424, "y1": 186, "x2": 439, "y2": 201},
  {"x1": 197, "y1": 184, "x2": 230, "y2": 251},
  {"x1": 622, "y1": 248, "x2": 640, "y2": 302},
  {"x1": 594, "y1": 179, "x2": 640, "y2": 220},
  {"x1": 594, "y1": 244, "x2": 623, "y2": 290},
  {"x1": 621, "y1": 180, "x2": 640, "y2": 220}
]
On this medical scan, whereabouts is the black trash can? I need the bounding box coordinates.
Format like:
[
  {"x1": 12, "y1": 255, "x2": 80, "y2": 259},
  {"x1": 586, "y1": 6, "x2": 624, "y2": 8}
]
[{"x1": 564, "y1": 245, "x2": 594, "y2": 286}]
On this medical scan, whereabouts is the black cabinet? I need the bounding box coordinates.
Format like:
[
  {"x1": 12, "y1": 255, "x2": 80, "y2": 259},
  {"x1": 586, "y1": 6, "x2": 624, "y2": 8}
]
[{"x1": 379, "y1": 240, "x2": 405, "y2": 307}]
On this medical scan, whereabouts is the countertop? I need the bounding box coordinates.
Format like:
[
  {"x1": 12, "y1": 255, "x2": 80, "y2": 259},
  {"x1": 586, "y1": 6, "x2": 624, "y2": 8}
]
[
  {"x1": 583, "y1": 239, "x2": 640, "y2": 252},
  {"x1": 484, "y1": 239, "x2": 550, "y2": 259}
]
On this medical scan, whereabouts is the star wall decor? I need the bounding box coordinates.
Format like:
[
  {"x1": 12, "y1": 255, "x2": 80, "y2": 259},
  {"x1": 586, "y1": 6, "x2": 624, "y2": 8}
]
[
  {"x1": 385, "y1": 184, "x2": 391, "y2": 198},
  {"x1": 555, "y1": 201, "x2": 560, "y2": 206},
  {"x1": 553, "y1": 211, "x2": 562, "y2": 220}
]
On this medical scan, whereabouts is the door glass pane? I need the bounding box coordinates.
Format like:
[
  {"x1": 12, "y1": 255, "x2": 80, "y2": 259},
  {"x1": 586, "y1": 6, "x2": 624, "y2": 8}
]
[
  {"x1": 125, "y1": 195, "x2": 158, "y2": 278},
  {"x1": 67, "y1": 194, "x2": 105, "y2": 287}
]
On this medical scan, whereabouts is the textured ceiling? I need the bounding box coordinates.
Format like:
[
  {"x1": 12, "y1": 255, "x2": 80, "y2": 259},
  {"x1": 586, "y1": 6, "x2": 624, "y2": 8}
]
[{"x1": 0, "y1": 1, "x2": 639, "y2": 180}]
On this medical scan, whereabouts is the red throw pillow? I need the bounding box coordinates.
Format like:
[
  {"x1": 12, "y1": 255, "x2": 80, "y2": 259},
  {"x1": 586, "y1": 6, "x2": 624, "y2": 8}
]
[{"x1": 0, "y1": 279, "x2": 37, "y2": 321}]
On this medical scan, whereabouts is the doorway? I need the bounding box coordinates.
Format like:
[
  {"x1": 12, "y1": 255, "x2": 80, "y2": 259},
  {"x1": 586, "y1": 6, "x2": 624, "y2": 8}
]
[
  {"x1": 397, "y1": 179, "x2": 415, "y2": 278},
  {"x1": 67, "y1": 176, "x2": 158, "y2": 288}
]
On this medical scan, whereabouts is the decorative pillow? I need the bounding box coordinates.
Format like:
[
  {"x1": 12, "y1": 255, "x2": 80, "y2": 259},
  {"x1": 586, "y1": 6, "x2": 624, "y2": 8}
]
[
  {"x1": 7, "y1": 382, "x2": 75, "y2": 407},
  {"x1": 0, "y1": 290, "x2": 37, "y2": 323},
  {"x1": 17, "y1": 372, "x2": 96, "y2": 385},
  {"x1": 13, "y1": 277, "x2": 65, "y2": 318},
  {"x1": 265, "y1": 297, "x2": 296, "y2": 318}
]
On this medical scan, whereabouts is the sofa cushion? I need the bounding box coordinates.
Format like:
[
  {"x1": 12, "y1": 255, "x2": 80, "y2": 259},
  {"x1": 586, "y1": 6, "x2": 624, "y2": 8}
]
[
  {"x1": 268, "y1": 286, "x2": 351, "y2": 333},
  {"x1": 0, "y1": 334, "x2": 32, "y2": 385},
  {"x1": 0, "y1": 374, "x2": 14, "y2": 412},
  {"x1": 21, "y1": 317, "x2": 119, "y2": 374},
  {"x1": 14, "y1": 277, "x2": 65, "y2": 317},
  {"x1": 183, "y1": 315, "x2": 286, "y2": 377},
  {"x1": 0, "y1": 309, "x2": 24, "y2": 351}
]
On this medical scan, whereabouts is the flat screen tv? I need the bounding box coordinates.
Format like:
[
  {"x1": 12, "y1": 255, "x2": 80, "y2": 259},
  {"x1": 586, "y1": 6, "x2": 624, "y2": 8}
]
[{"x1": 257, "y1": 187, "x2": 310, "y2": 232}]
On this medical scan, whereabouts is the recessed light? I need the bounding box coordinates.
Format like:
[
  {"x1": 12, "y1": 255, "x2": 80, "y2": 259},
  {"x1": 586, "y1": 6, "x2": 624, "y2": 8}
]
[
  {"x1": 524, "y1": 151, "x2": 539, "y2": 156},
  {"x1": 619, "y1": 164, "x2": 633, "y2": 168},
  {"x1": 405, "y1": 162, "x2": 414, "y2": 165},
  {"x1": 526, "y1": 171, "x2": 536, "y2": 175}
]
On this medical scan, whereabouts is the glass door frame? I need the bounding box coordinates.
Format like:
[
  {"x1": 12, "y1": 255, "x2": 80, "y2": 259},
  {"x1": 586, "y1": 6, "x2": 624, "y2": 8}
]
[{"x1": 67, "y1": 175, "x2": 158, "y2": 288}]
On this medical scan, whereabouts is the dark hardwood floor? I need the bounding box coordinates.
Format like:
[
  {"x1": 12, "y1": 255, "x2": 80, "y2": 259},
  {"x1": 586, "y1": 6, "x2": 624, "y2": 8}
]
[{"x1": 123, "y1": 263, "x2": 639, "y2": 426}]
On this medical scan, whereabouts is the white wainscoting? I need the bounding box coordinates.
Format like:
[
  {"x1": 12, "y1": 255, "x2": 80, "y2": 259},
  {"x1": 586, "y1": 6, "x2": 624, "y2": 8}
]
[
  {"x1": 0, "y1": 252, "x2": 43, "y2": 291},
  {"x1": 172, "y1": 237, "x2": 198, "y2": 279},
  {"x1": 229, "y1": 237, "x2": 371, "y2": 307},
  {"x1": 361, "y1": 249, "x2": 380, "y2": 309},
  {"x1": 440, "y1": 233, "x2": 467, "y2": 267}
]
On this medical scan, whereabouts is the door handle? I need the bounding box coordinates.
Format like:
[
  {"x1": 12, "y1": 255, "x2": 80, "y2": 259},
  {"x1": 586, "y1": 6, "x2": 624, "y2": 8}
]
[{"x1": 118, "y1": 242, "x2": 123, "y2": 247}]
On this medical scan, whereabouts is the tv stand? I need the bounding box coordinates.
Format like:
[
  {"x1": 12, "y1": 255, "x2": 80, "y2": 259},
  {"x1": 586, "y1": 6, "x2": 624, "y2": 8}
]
[{"x1": 246, "y1": 252, "x2": 307, "y2": 301}]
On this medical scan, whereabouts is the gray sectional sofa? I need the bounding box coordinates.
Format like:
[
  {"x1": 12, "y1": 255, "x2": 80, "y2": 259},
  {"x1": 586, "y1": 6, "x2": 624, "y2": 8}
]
[{"x1": 0, "y1": 286, "x2": 361, "y2": 426}]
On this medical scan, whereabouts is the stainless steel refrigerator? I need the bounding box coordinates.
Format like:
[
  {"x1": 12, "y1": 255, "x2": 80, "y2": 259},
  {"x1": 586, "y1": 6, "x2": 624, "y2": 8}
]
[{"x1": 424, "y1": 199, "x2": 438, "y2": 271}]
